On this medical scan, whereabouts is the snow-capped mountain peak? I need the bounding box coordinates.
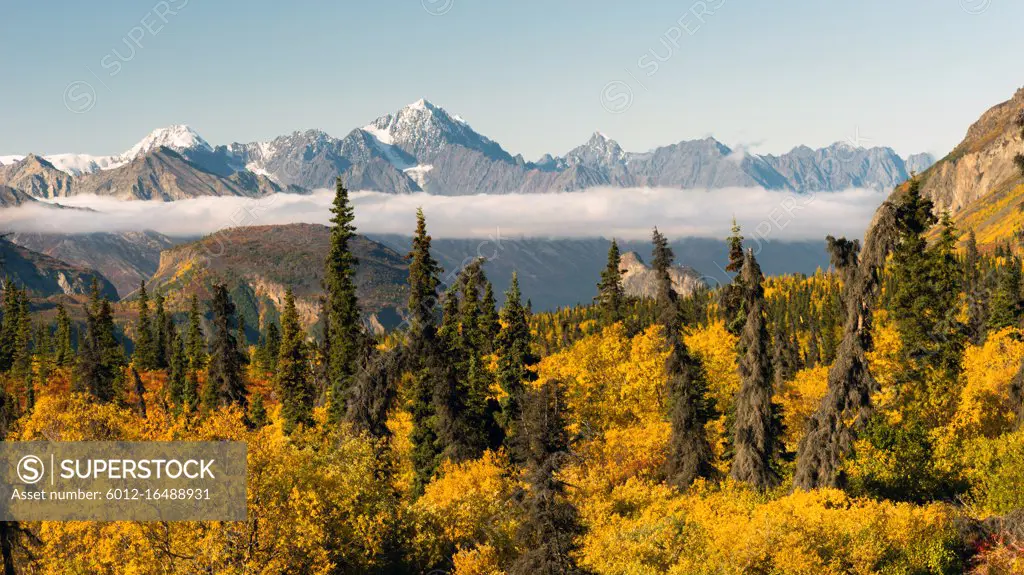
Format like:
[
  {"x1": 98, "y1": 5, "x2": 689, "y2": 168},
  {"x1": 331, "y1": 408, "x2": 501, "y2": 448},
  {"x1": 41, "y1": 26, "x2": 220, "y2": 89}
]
[
  {"x1": 125, "y1": 124, "x2": 211, "y2": 159},
  {"x1": 359, "y1": 98, "x2": 512, "y2": 168}
]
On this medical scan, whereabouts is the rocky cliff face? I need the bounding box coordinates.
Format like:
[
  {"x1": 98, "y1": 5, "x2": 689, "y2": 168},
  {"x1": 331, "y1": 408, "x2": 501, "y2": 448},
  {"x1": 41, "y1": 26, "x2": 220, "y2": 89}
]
[
  {"x1": 8, "y1": 231, "x2": 182, "y2": 298},
  {"x1": 878, "y1": 87, "x2": 1024, "y2": 248},
  {"x1": 618, "y1": 251, "x2": 706, "y2": 299},
  {"x1": 916, "y1": 87, "x2": 1024, "y2": 215},
  {"x1": 0, "y1": 237, "x2": 118, "y2": 299}
]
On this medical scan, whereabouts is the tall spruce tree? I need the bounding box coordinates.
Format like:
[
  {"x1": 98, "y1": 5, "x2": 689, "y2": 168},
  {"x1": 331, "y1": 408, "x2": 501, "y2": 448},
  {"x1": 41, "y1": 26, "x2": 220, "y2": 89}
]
[
  {"x1": 276, "y1": 288, "x2": 314, "y2": 434},
  {"x1": 152, "y1": 292, "x2": 170, "y2": 369},
  {"x1": 186, "y1": 294, "x2": 207, "y2": 370},
  {"x1": 794, "y1": 199, "x2": 902, "y2": 490},
  {"x1": 478, "y1": 279, "x2": 501, "y2": 354},
  {"x1": 0, "y1": 281, "x2": 21, "y2": 372},
  {"x1": 133, "y1": 281, "x2": 157, "y2": 370},
  {"x1": 12, "y1": 296, "x2": 32, "y2": 410},
  {"x1": 433, "y1": 285, "x2": 489, "y2": 463},
  {"x1": 204, "y1": 284, "x2": 247, "y2": 411},
  {"x1": 496, "y1": 272, "x2": 538, "y2": 450},
  {"x1": 324, "y1": 177, "x2": 363, "y2": 422},
  {"x1": 75, "y1": 281, "x2": 124, "y2": 403},
  {"x1": 167, "y1": 329, "x2": 188, "y2": 413},
  {"x1": 54, "y1": 302, "x2": 73, "y2": 367},
  {"x1": 595, "y1": 239, "x2": 625, "y2": 326},
  {"x1": 509, "y1": 379, "x2": 592, "y2": 575},
  {"x1": 721, "y1": 218, "x2": 747, "y2": 335},
  {"x1": 987, "y1": 255, "x2": 1022, "y2": 332},
  {"x1": 964, "y1": 229, "x2": 988, "y2": 345},
  {"x1": 654, "y1": 228, "x2": 716, "y2": 489},
  {"x1": 34, "y1": 322, "x2": 53, "y2": 391},
  {"x1": 407, "y1": 208, "x2": 444, "y2": 494},
  {"x1": 730, "y1": 250, "x2": 783, "y2": 490}
]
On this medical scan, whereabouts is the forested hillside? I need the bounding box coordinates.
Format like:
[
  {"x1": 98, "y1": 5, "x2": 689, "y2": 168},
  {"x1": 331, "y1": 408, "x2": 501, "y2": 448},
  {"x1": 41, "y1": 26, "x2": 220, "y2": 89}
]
[{"x1": 2, "y1": 176, "x2": 1024, "y2": 574}]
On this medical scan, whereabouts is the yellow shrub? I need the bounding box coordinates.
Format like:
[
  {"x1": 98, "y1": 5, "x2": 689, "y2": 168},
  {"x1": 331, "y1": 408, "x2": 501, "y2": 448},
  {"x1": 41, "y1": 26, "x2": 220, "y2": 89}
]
[
  {"x1": 415, "y1": 451, "x2": 519, "y2": 566},
  {"x1": 777, "y1": 365, "x2": 829, "y2": 452},
  {"x1": 538, "y1": 324, "x2": 668, "y2": 432}
]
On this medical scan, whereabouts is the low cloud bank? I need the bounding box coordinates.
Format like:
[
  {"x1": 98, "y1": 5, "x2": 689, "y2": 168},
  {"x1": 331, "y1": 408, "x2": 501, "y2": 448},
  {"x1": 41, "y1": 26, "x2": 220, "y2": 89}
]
[{"x1": 0, "y1": 187, "x2": 886, "y2": 241}]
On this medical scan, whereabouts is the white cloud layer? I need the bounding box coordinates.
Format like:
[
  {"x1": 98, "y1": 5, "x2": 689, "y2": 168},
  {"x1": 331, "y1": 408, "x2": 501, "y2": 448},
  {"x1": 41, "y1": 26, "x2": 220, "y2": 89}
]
[{"x1": 0, "y1": 187, "x2": 886, "y2": 241}]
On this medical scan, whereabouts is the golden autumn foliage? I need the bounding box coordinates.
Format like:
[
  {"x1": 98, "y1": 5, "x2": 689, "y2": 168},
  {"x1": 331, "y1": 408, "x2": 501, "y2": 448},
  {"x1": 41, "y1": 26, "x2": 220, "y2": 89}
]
[
  {"x1": 16, "y1": 393, "x2": 398, "y2": 575},
  {"x1": 413, "y1": 450, "x2": 519, "y2": 567},
  {"x1": 777, "y1": 365, "x2": 829, "y2": 452},
  {"x1": 10, "y1": 287, "x2": 1024, "y2": 574},
  {"x1": 537, "y1": 324, "x2": 668, "y2": 431},
  {"x1": 576, "y1": 480, "x2": 959, "y2": 575}
]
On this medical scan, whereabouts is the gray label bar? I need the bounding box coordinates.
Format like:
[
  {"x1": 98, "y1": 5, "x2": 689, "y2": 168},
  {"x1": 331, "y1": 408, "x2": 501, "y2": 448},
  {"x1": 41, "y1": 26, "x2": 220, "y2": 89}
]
[{"x1": 0, "y1": 442, "x2": 247, "y2": 521}]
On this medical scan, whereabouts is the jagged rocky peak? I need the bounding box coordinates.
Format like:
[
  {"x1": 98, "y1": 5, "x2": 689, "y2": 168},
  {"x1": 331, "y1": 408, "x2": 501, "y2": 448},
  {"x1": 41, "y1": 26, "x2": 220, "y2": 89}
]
[{"x1": 618, "y1": 250, "x2": 705, "y2": 299}]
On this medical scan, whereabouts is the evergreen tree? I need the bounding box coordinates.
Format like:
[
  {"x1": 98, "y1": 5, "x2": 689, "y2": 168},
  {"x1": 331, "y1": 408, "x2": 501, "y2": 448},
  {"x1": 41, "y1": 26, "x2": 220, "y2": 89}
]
[
  {"x1": 263, "y1": 321, "x2": 281, "y2": 372},
  {"x1": 131, "y1": 367, "x2": 147, "y2": 419},
  {"x1": 54, "y1": 303, "x2": 74, "y2": 367},
  {"x1": 276, "y1": 288, "x2": 314, "y2": 434},
  {"x1": 204, "y1": 284, "x2": 247, "y2": 411},
  {"x1": 167, "y1": 329, "x2": 188, "y2": 413},
  {"x1": 406, "y1": 208, "x2": 444, "y2": 494},
  {"x1": 987, "y1": 255, "x2": 1022, "y2": 332},
  {"x1": 186, "y1": 294, "x2": 207, "y2": 370},
  {"x1": 34, "y1": 322, "x2": 53, "y2": 391},
  {"x1": 237, "y1": 315, "x2": 249, "y2": 365},
  {"x1": 963, "y1": 229, "x2": 987, "y2": 344},
  {"x1": 721, "y1": 218, "x2": 747, "y2": 335},
  {"x1": 478, "y1": 279, "x2": 501, "y2": 353},
  {"x1": 324, "y1": 177, "x2": 364, "y2": 422},
  {"x1": 346, "y1": 344, "x2": 403, "y2": 439},
  {"x1": 434, "y1": 276, "x2": 492, "y2": 464},
  {"x1": 509, "y1": 379, "x2": 592, "y2": 575},
  {"x1": 433, "y1": 286, "x2": 484, "y2": 463},
  {"x1": 152, "y1": 291, "x2": 169, "y2": 369},
  {"x1": 888, "y1": 183, "x2": 940, "y2": 361},
  {"x1": 10, "y1": 291, "x2": 32, "y2": 386},
  {"x1": 496, "y1": 272, "x2": 538, "y2": 450},
  {"x1": 249, "y1": 393, "x2": 268, "y2": 428},
  {"x1": 595, "y1": 239, "x2": 625, "y2": 326},
  {"x1": 133, "y1": 281, "x2": 157, "y2": 370},
  {"x1": 794, "y1": 199, "x2": 902, "y2": 490},
  {"x1": 730, "y1": 250, "x2": 783, "y2": 490},
  {"x1": 74, "y1": 282, "x2": 124, "y2": 403},
  {"x1": 771, "y1": 315, "x2": 799, "y2": 389},
  {"x1": 0, "y1": 281, "x2": 21, "y2": 372},
  {"x1": 654, "y1": 228, "x2": 716, "y2": 489},
  {"x1": 0, "y1": 377, "x2": 29, "y2": 575}
]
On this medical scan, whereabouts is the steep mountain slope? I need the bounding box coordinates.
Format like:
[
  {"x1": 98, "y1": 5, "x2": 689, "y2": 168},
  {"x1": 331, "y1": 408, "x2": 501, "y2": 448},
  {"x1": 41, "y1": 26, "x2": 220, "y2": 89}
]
[
  {"x1": 0, "y1": 155, "x2": 74, "y2": 198},
  {"x1": 916, "y1": 87, "x2": 1024, "y2": 215},
  {"x1": 0, "y1": 237, "x2": 118, "y2": 299},
  {"x1": 885, "y1": 86, "x2": 1024, "y2": 247},
  {"x1": 8, "y1": 231, "x2": 182, "y2": 298},
  {"x1": 71, "y1": 147, "x2": 290, "y2": 201},
  {"x1": 225, "y1": 129, "x2": 422, "y2": 192},
  {"x1": 0, "y1": 185, "x2": 40, "y2": 207},
  {"x1": 148, "y1": 224, "x2": 408, "y2": 332}
]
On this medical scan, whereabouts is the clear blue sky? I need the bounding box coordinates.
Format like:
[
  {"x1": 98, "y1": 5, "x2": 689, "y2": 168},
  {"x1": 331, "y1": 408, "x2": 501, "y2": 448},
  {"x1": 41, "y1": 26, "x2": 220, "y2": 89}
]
[{"x1": 1, "y1": 0, "x2": 1021, "y2": 160}]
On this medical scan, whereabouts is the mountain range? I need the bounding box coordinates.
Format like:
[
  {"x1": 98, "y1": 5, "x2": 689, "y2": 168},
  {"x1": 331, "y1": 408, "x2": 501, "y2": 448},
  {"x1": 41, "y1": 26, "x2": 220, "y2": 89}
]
[{"x1": 0, "y1": 100, "x2": 933, "y2": 200}]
